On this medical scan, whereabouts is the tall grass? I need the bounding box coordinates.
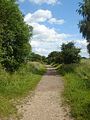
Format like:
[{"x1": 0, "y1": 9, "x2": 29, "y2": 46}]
[
  {"x1": 57, "y1": 59, "x2": 90, "y2": 120},
  {"x1": 0, "y1": 62, "x2": 46, "y2": 119}
]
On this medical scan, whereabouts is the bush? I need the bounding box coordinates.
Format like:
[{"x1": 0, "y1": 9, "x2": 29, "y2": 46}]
[
  {"x1": 61, "y1": 42, "x2": 81, "y2": 64},
  {"x1": 47, "y1": 42, "x2": 81, "y2": 65}
]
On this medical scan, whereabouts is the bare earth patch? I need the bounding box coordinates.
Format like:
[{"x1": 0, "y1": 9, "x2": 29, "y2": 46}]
[{"x1": 18, "y1": 66, "x2": 73, "y2": 120}]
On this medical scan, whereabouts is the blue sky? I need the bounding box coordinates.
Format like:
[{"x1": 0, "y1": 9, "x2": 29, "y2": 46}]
[{"x1": 18, "y1": 0, "x2": 89, "y2": 57}]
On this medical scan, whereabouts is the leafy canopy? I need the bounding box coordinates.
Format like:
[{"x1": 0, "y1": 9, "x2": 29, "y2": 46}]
[
  {"x1": 47, "y1": 51, "x2": 63, "y2": 64},
  {"x1": 47, "y1": 42, "x2": 81, "y2": 64},
  {"x1": 78, "y1": 0, "x2": 90, "y2": 54},
  {"x1": 61, "y1": 42, "x2": 81, "y2": 64},
  {"x1": 0, "y1": 0, "x2": 33, "y2": 72}
]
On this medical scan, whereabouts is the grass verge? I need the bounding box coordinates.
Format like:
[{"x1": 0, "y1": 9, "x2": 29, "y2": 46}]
[
  {"x1": 0, "y1": 62, "x2": 46, "y2": 119},
  {"x1": 57, "y1": 59, "x2": 90, "y2": 120}
]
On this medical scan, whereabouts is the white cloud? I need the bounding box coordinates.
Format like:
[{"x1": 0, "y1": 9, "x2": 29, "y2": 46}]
[
  {"x1": 24, "y1": 9, "x2": 52, "y2": 23},
  {"x1": 24, "y1": 9, "x2": 65, "y2": 25},
  {"x1": 74, "y1": 40, "x2": 89, "y2": 57},
  {"x1": 64, "y1": 39, "x2": 89, "y2": 58},
  {"x1": 49, "y1": 18, "x2": 65, "y2": 25},
  {"x1": 30, "y1": 22, "x2": 71, "y2": 42},
  {"x1": 31, "y1": 38, "x2": 89, "y2": 57},
  {"x1": 29, "y1": 0, "x2": 58, "y2": 5},
  {"x1": 24, "y1": 9, "x2": 89, "y2": 57},
  {"x1": 19, "y1": 0, "x2": 60, "y2": 5},
  {"x1": 31, "y1": 40, "x2": 61, "y2": 56},
  {"x1": 29, "y1": 22, "x2": 73, "y2": 56}
]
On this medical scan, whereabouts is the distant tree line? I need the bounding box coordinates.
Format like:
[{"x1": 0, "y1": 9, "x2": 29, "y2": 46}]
[
  {"x1": 47, "y1": 42, "x2": 81, "y2": 64},
  {"x1": 28, "y1": 52, "x2": 47, "y2": 63}
]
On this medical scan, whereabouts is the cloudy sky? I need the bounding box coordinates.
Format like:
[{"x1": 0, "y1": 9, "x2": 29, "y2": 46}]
[{"x1": 18, "y1": 0, "x2": 89, "y2": 57}]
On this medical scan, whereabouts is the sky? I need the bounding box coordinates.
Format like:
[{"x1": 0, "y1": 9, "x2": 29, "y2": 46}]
[{"x1": 18, "y1": 0, "x2": 89, "y2": 57}]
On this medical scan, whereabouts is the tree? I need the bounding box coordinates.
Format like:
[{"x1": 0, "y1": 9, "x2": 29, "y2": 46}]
[
  {"x1": 78, "y1": 0, "x2": 90, "y2": 55},
  {"x1": 61, "y1": 42, "x2": 81, "y2": 64},
  {"x1": 48, "y1": 51, "x2": 58, "y2": 64},
  {"x1": 41, "y1": 56, "x2": 47, "y2": 63},
  {"x1": 28, "y1": 52, "x2": 42, "y2": 62},
  {"x1": 0, "y1": 0, "x2": 33, "y2": 72},
  {"x1": 55, "y1": 52, "x2": 63, "y2": 64},
  {"x1": 47, "y1": 51, "x2": 63, "y2": 64}
]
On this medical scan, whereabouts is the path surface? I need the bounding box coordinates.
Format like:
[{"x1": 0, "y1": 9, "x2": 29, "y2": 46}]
[{"x1": 18, "y1": 66, "x2": 73, "y2": 120}]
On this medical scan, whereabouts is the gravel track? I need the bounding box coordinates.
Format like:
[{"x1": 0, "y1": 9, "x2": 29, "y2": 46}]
[{"x1": 18, "y1": 66, "x2": 73, "y2": 120}]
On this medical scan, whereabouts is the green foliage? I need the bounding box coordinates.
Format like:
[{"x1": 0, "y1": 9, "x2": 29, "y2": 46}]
[
  {"x1": 58, "y1": 64, "x2": 77, "y2": 75},
  {"x1": 47, "y1": 51, "x2": 63, "y2": 64},
  {"x1": 57, "y1": 59, "x2": 90, "y2": 120},
  {"x1": 78, "y1": 0, "x2": 90, "y2": 54},
  {"x1": 0, "y1": 62, "x2": 46, "y2": 118},
  {"x1": 0, "y1": 96, "x2": 17, "y2": 119},
  {"x1": 0, "y1": 0, "x2": 33, "y2": 72},
  {"x1": 41, "y1": 56, "x2": 47, "y2": 63},
  {"x1": 28, "y1": 52, "x2": 47, "y2": 63},
  {"x1": 61, "y1": 42, "x2": 81, "y2": 64},
  {"x1": 47, "y1": 42, "x2": 81, "y2": 65},
  {"x1": 28, "y1": 52, "x2": 42, "y2": 62}
]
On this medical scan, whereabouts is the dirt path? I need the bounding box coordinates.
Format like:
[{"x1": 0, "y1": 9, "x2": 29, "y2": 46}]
[{"x1": 18, "y1": 66, "x2": 73, "y2": 120}]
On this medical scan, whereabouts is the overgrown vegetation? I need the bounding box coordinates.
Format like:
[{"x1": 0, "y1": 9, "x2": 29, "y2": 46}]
[
  {"x1": 0, "y1": 62, "x2": 46, "y2": 119},
  {"x1": 57, "y1": 59, "x2": 90, "y2": 120}
]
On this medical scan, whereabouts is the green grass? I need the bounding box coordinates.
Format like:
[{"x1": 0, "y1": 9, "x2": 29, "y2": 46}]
[
  {"x1": 0, "y1": 62, "x2": 46, "y2": 119},
  {"x1": 57, "y1": 59, "x2": 90, "y2": 120}
]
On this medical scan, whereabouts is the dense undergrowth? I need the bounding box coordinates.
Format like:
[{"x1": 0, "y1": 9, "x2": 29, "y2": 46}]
[
  {"x1": 56, "y1": 59, "x2": 90, "y2": 120},
  {"x1": 0, "y1": 62, "x2": 46, "y2": 119}
]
